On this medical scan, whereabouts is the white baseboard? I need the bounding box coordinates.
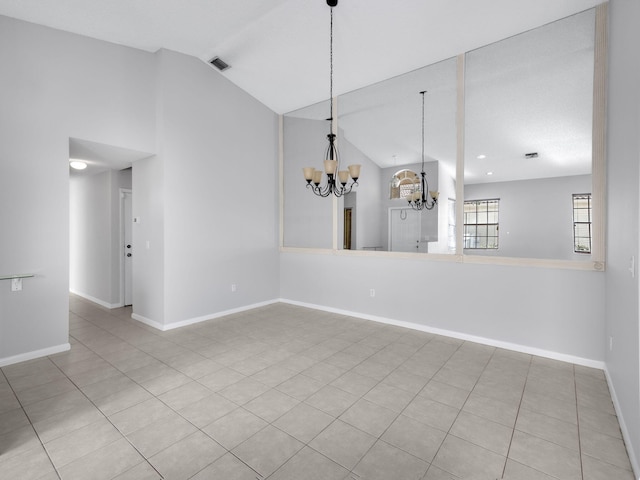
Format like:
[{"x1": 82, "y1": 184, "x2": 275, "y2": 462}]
[
  {"x1": 69, "y1": 289, "x2": 122, "y2": 309},
  {"x1": 131, "y1": 313, "x2": 165, "y2": 330},
  {"x1": 131, "y1": 299, "x2": 280, "y2": 332},
  {"x1": 0, "y1": 343, "x2": 71, "y2": 367},
  {"x1": 604, "y1": 367, "x2": 640, "y2": 479},
  {"x1": 278, "y1": 298, "x2": 606, "y2": 370}
]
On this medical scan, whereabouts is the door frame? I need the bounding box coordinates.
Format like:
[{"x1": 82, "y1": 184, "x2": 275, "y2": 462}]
[{"x1": 119, "y1": 188, "x2": 132, "y2": 307}]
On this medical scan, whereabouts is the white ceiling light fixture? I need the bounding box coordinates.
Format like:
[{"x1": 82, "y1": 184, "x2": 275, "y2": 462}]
[
  {"x1": 302, "y1": 0, "x2": 361, "y2": 198},
  {"x1": 69, "y1": 160, "x2": 87, "y2": 170}
]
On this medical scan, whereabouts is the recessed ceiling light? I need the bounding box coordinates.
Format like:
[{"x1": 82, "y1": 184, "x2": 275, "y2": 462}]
[
  {"x1": 69, "y1": 160, "x2": 87, "y2": 170},
  {"x1": 477, "y1": 154, "x2": 486, "y2": 159},
  {"x1": 486, "y1": 171, "x2": 494, "y2": 176}
]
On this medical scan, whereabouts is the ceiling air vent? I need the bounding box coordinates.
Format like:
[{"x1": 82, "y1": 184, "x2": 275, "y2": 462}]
[
  {"x1": 209, "y1": 57, "x2": 230, "y2": 72},
  {"x1": 524, "y1": 152, "x2": 539, "y2": 159}
]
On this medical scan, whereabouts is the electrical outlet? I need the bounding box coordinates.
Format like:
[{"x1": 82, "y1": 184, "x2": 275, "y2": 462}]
[
  {"x1": 609, "y1": 336, "x2": 613, "y2": 351},
  {"x1": 11, "y1": 278, "x2": 22, "y2": 292},
  {"x1": 369, "y1": 289, "x2": 375, "y2": 298},
  {"x1": 231, "y1": 284, "x2": 237, "y2": 292}
]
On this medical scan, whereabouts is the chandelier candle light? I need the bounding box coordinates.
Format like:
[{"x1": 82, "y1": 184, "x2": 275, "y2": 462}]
[
  {"x1": 303, "y1": 0, "x2": 361, "y2": 198},
  {"x1": 408, "y1": 91, "x2": 439, "y2": 210}
]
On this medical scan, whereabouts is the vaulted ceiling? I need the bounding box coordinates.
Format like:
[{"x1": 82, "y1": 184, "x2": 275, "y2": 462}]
[{"x1": 0, "y1": 0, "x2": 602, "y2": 114}]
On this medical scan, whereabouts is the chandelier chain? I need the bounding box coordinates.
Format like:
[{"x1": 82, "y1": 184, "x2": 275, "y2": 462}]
[
  {"x1": 421, "y1": 90, "x2": 425, "y2": 172},
  {"x1": 329, "y1": 6, "x2": 334, "y2": 129},
  {"x1": 301, "y1": 0, "x2": 361, "y2": 199}
]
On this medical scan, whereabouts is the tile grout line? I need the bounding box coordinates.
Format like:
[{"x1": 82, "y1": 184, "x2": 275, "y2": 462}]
[
  {"x1": 257, "y1": 325, "x2": 402, "y2": 478},
  {"x1": 426, "y1": 342, "x2": 510, "y2": 480},
  {"x1": 499, "y1": 354, "x2": 532, "y2": 479},
  {"x1": 0, "y1": 366, "x2": 62, "y2": 479},
  {"x1": 574, "y1": 364, "x2": 585, "y2": 480},
  {"x1": 347, "y1": 336, "x2": 469, "y2": 479},
  {"x1": 46, "y1": 344, "x2": 166, "y2": 480},
  {"x1": 70, "y1": 302, "x2": 319, "y2": 479},
  {"x1": 69, "y1": 307, "x2": 284, "y2": 479},
  {"x1": 247, "y1": 326, "x2": 436, "y2": 478}
]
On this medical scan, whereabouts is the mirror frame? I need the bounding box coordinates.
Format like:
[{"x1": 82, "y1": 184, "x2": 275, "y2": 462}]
[{"x1": 280, "y1": 4, "x2": 607, "y2": 272}]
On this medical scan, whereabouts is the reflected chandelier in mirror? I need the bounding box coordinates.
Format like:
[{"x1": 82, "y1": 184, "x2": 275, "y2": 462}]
[{"x1": 407, "y1": 91, "x2": 439, "y2": 210}]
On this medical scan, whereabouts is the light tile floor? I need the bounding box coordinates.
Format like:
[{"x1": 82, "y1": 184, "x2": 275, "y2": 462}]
[{"x1": 0, "y1": 295, "x2": 635, "y2": 480}]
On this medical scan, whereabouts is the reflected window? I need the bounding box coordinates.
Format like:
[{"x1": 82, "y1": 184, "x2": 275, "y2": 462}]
[
  {"x1": 464, "y1": 199, "x2": 499, "y2": 249},
  {"x1": 390, "y1": 170, "x2": 420, "y2": 200},
  {"x1": 573, "y1": 194, "x2": 592, "y2": 254}
]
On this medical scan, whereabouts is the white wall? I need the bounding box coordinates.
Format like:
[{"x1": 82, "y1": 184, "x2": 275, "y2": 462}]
[
  {"x1": 280, "y1": 252, "x2": 605, "y2": 364},
  {"x1": 465, "y1": 175, "x2": 592, "y2": 260},
  {"x1": 283, "y1": 117, "x2": 333, "y2": 248},
  {"x1": 605, "y1": 0, "x2": 640, "y2": 473},
  {"x1": 132, "y1": 156, "x2": 165, "y2": 325},
  {"x1": 0, "y1": 16, "x2": 155, "y2": 364},
  {"x1": 339, "y1": 136, "x2": 382, "y2": 250},
  {"x1": 156, "y1": 49, "x2": 279, "y2": 328}
]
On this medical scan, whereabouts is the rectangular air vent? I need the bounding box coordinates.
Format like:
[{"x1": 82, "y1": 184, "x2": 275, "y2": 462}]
[{"x1": 209, "y1": 57, "x2": 230, "y2": 72}]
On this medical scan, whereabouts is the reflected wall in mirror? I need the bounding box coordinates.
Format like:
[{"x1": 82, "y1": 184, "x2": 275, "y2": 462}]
[
  {"x1": 464, "y1": 9, "x2": 595, "y2": 260},
  {"x1": 283, "y1": 100, "x2": 335, "y2": 249}
]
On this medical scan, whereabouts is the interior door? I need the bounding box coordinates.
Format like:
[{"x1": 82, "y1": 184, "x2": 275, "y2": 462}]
[{"x1": 389, "y1": 208, "x2": 421, "y2": 252}]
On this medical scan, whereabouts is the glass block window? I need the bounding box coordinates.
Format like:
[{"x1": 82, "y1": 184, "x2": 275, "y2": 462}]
[
  {"x1": 464, "y1": 199, "x2": 499, "y2": 249},
  {"x1": 399, "y1": 182, "x2": 420, "y2": 199},
  {"x1": 573, "y1": 194, "x2": 592, "y2": 254}
]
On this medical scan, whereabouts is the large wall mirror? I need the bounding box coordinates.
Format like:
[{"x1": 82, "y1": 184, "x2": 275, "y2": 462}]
[
  {"x1": 283, "y1": 6, "x2": 603, "y2": 267},
  {"x1": 283, "y1": 59, "x2": 457, "y2": 253},
  {"x1": 463, "y1": 8, "x2": 596, "y2": 261}
]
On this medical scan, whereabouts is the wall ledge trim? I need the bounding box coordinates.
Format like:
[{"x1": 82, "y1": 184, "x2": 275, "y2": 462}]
[
  {"x1": 70, "y1": 289, "x2": 123, "y2": 309},
  {"x1": 278, "y1": 298, "x2": 605, "y2": 370},
  {"x1": 279, "y1": 247, "x2": 603, "y2": 271},
  {"x1": 0, "y1": 343, "x2": 71, "y2": 368}
]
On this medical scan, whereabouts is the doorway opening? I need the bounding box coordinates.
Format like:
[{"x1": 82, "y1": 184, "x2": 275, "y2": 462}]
[{"x1": 343, "y1": 207, "x2": 353, "y2": 250}]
